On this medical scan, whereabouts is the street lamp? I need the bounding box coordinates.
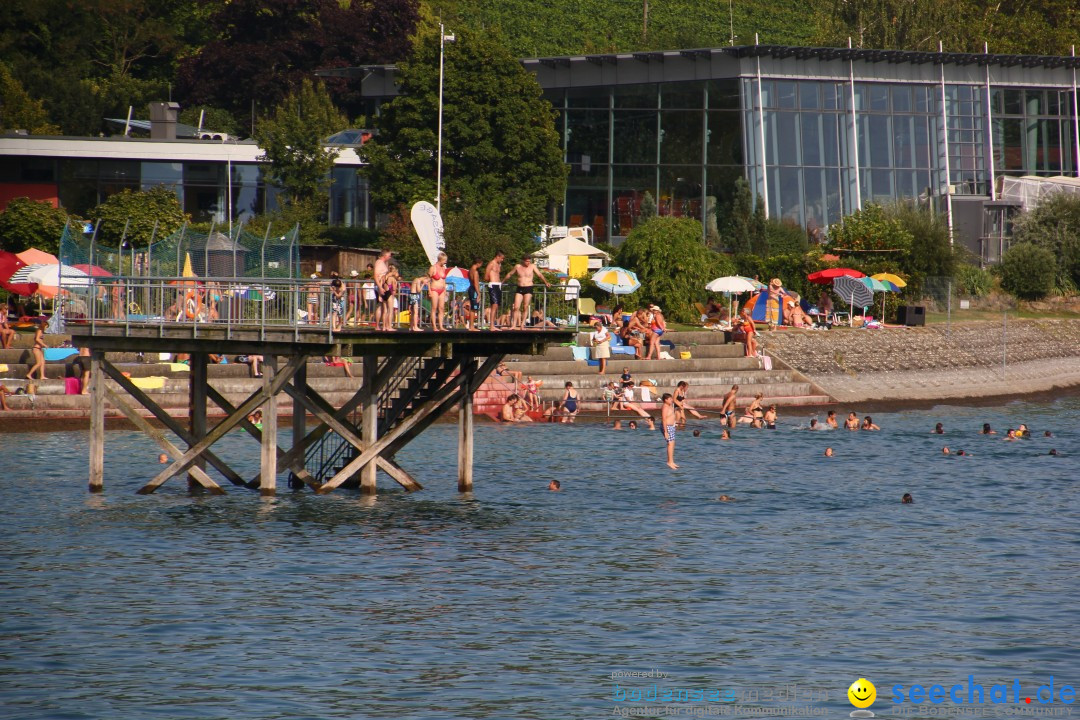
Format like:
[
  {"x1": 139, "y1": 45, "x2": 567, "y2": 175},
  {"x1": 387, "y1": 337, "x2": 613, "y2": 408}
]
[{"x1": 436, "y1": 24, "x2": 456, "y2": 215}]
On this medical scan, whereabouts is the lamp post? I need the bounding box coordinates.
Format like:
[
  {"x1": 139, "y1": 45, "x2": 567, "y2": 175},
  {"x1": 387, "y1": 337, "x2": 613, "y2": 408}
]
[{"x1": 436, "y1": 24, "x2": 456, "y2": 215}]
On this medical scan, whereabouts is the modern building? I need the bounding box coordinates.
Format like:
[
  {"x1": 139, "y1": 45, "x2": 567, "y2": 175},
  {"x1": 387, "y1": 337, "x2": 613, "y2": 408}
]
[
  {"x1": 0, "y1": 104, "x2": 370, "y2": 228},
  {"x1": 362, "y1": 44, "x2": 1080, "y2": 259}
]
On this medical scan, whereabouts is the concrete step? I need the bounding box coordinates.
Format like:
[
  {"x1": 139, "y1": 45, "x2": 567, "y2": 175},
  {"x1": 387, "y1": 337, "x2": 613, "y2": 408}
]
[
  {"x1": 476, "y1": 370, "x2": 795, "y2": 395},
  {"x1": 503, "y1": 356, "x2": 762, "y2": 375},
  {"x1": 528, "y1": 381, "x2": 814, "y2": 403},
  {"x1": 512, "y1": 340, "x2": 743, "y2": 362}
]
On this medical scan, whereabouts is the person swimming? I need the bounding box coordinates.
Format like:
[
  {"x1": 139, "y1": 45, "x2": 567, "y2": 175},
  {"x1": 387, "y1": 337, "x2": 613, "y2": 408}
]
[
  {"x1": 942, "y1": 446, "x2": 951, "y2": 455},
  {"x1": 809, "y1": 418, "x2": 819, "y2": 430},
  {"x1": 826, "y1": 410, "x2": 838, "y2": 429},
  {"x1": 717, "y1": 495, "x2": 736, "y2": 502},
  {"x1": 628, "y1": 420, "x2": 638, "y2": 430},
  {"x1": 844, "y1": 412, "x2": 860, "y2": 430},
  {"x1": 902, "y1": 493, "x2": 914, "y2": 504},
  {"x1": 692, "y1": 429, "x2": 701, "y2": 437},
  {"x1": 861, "y1": 416, "x2": 880, "y2": 431},
  {"x1": 1049, "y1": 449, "x2": 1059, "y2": 456},
  {"x1": 612, "y1": 420, "x2": 622, "y2": 430},
  {"x1": 1016, "y1": 423, "x2": 1030, "y2": 438},
  {"x1": 981, "y1": 423, "x2": 997, "y2": 435},
  {"x1": 824, "y1": 447, "x2": 834, "y2": 457},
  {"x1": 933, "y1": 422, "x2": 945, "y2": 434},
  {"x1": 720, "y1": 429, "x2": 731, "y2": 440},
  {"x1": 548, "y1": 479, "x2": 561, "y2": 491}
]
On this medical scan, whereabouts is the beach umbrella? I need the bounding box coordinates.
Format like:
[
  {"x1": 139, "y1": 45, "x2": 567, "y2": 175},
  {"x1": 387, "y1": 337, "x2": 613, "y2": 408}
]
[
  {"x1": 871, "y1": 272, "x2": 907, "y2": 289},
  {"x1": 833, "y1": 275, "x2": 874, "y2": 326},
  {"x1": 16, "y1": 248, "x2": 59, "y2": 266},
  {"x1": 738, "y1": 276, "x2": 767, "y2": 290},
  {"x1": 591, "y1": 266, "x2": 641, "y2": 295},
  {"x1": 443, "y1": 266, "x2": 471, "y2": 292},
  {"x1": 706, "y1": 275, "x2": 759, "y2": 320},
  {"x1": 706, "y1": 276, "x2": 758, "y2": 294},
  {"x1": 8, "y1": 263, "x2": 90, "y2": 299},
  {"x1": 71, "y1": 263, "x2": 112, "y2": 277},
  {"x1": 0, "y1": 250, "x2": 39, "y2": 296},
  {"x1": 808, "y1": 267, "x2": 865, "y2": 284}
]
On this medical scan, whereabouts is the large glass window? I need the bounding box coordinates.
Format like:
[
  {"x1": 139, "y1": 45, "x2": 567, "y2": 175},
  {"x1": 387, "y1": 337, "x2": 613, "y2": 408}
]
[
  {"x1": 660, "y1": 110, "x2": 702, "y2": 164},
  {"x1": 991, "y1": 86, "x2": 1076, "y2": 177},
  {"x1": 566, "y1": 109, "x2": 610, "y2": 164},
  {"x1": 658, "y1": 166, "x2": 702, "y2": 220},
  {"x1": 613, "y1": 111, "x2": 657, "y2": 164},
  {"x1": 612, "y1": 165, "x2": 656, "y2": 236}
]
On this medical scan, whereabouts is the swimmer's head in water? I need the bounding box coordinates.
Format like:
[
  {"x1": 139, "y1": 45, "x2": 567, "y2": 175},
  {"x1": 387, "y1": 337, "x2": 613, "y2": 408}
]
[
  {"x1": 902, "y1": 493, "x2": 914, "y2": 504},
  {"x1": 824, "y1": 447, "x2": 833, "y2": 457},
  {"x1": 935, "y1": 423, "x2": 944, "y2": 433},
  {"x1": 158, "y1": 453, "x2": 168, "y2": 464},
  {"x1": 983, "y1": 423, "x2": 993, "y2": 433},
  {"x1": 942, "y1": 446, "x2": 950, "y2": 454},
  {"x1": 628, "y1": 421, "x2": 637, "y2": 429},
  {"x1": 548, "y1": 479, "x2": 561, "y2": 491},
  {"x1": 721, "y1": 429, "x2": 731, "y2": 439},
  {"x1": 1050, "y1": 449, "x2": 1058, "y2": 455},
  {"x1": 612, "y1": 420, "x2": 622, "y2": 430},
  {"x1": 717, "y1": 495, "x2": 735, "y2": 502},
  {"x1": 1045, "y1": 430, "x2": 1053, "y2": 437},
  {"x1": 692, "y1": 429, "x2": 701, "y2": 437}
]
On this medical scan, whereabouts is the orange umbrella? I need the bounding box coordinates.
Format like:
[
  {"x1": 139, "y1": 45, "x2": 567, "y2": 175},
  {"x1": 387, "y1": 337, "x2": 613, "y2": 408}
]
[{"x1": 16, "y1": 248, "x2": 59, "y2": 265}]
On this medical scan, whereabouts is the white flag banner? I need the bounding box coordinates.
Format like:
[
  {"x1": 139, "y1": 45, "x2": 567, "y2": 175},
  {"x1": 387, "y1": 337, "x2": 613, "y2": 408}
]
[{"x1": 410, "y1": 201, "x2": 446, "y2": 266}]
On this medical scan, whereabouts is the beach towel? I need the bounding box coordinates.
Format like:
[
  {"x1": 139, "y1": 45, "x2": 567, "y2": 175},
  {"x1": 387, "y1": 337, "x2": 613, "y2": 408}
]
[
  {"x1": 64, "y1": 377, "x2": 82, "y2": 395},
  {"x1": 131, "y1": 376, "x2": 166, "y2": 390},
  {"x1": 570, "y1": 346, "x2": 590, "y2": 361},
  {"x1": 169, "y1": 363, "x2": 191, "y2": 372},
  {"x1": 43, "y1": 348, "x2": 79, "y2": 362},
  {"x1": 0, "y1": 364, "x2": 7, "y2": 373}
]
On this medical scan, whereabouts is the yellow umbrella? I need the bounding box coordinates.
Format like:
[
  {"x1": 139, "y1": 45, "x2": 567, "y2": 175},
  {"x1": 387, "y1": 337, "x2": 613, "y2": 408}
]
[
  {"x1": 871, "y1": 272, "x2": 907, "y2": 288},
  {"x1": 181, "y1": 252, "x2": 196, "y2": 278}
]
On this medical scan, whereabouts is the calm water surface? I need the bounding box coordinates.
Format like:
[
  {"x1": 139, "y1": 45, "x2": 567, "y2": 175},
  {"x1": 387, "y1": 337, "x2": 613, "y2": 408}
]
[{"x1": 2, "y1": 397, "x2": 1078, "y2": 720}]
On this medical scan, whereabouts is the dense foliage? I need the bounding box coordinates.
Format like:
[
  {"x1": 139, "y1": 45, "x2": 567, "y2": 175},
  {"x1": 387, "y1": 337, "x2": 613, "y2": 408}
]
[
  {"x1": 615, "y1": 217, "x2": 735, "y2": 323},
  {"x1": 254, "y1": 80, "x2": 348, "y2": 207},
  {"x1": 999, "y1": 243, "x2": 1057, "y2": 300},
  {"x1": 0, "y1": 198, "x2": 71, "y2": 255},
  {"x1": 1011, "y1": 193, "x2": 1080, "y2": 293},
  {"x1": 365, "y1": 27, "x2": 567, "y2": 244},
  {"x1": 91, "y1": 187, "x2": 187, "y2": 249}
]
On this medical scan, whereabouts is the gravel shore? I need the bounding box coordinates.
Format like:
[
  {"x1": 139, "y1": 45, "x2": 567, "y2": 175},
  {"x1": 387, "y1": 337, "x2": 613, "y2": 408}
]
[{"x1": 762, "y1": 318, "x2": 1080, "y2": 404}]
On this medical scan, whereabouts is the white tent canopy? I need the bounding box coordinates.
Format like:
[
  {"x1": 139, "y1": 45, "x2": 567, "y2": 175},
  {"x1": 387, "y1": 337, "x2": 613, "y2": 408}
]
[
  {"x1": 997, "y1": 175, "x2": 1080, "y2": 211},
  {"x1": 531, "y1": 235, "x2": 609, "y2": 276}
]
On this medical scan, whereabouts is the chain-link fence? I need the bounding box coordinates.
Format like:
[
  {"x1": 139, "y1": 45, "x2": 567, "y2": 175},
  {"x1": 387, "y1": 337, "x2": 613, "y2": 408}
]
[
  {"x1": 921, "y1": 276, "x2": 1020, "y2": 376},
  {"x1": 60, "y1": 222, "x2": 301, "y2": 279}
]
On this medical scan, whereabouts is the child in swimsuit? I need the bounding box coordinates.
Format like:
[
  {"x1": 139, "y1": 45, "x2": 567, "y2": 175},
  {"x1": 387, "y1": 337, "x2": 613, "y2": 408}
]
[{"x1": 409, "y1": 275, "x2": 429, "y2": 331}]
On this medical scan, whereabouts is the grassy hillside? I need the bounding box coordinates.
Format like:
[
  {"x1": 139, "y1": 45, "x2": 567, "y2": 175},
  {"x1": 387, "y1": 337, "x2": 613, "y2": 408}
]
[{"x1": 427, "y1": 0, "x2": 817, "y2": 57}]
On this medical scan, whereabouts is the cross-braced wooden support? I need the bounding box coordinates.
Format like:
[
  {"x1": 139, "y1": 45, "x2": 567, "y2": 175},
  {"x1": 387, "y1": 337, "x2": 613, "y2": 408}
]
[{"x1": 76, "y1": 321, "x2": 568, "y2": 496}]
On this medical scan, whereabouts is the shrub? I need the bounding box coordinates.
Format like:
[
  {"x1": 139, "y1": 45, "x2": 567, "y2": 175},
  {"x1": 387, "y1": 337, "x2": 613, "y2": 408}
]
[
  {"x1": 0, "y1": 197, "x2": 70, "y2": 255},
  {"x1": 615, "y1": 216, "x2": 733, "y2": 323},
  {"x1": 999, "y1": 243, "x2": 1056, "y2": 300},
  {"x1": 953, "y1": 263, "x2": 993, "y2": 298},
  {"x1": 1011, "y1": 193, "x2": 1080, "y2": 292}
]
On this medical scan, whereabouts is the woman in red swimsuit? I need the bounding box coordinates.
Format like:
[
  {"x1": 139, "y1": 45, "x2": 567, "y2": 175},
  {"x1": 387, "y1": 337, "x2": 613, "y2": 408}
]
[{"x1": 428, "y1": 252, "x2": 449, "y2": 331}]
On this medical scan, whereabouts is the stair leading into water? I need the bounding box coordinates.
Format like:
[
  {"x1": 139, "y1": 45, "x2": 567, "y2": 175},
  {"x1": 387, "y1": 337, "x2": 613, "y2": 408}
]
[{"x1": 472, "y1": 330, "x2": 834, "y2": 416}]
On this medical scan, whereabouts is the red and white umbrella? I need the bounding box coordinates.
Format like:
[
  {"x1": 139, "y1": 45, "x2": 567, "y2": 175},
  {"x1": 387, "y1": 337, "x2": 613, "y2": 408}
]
[{"x1": 7, "y1": 263, "x2": 90, "y2": 298}]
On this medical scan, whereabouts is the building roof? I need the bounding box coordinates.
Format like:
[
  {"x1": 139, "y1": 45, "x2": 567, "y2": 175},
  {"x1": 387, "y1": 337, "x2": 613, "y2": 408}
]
[
  {"x1": 0, "y1": 135, "x2": 364, "y2": 165},
  {"x1": 532, "y1": 236, "x2": 610, "y2": 259}
]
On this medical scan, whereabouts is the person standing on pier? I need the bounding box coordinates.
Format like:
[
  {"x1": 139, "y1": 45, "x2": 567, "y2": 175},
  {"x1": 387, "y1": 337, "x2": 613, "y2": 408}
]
[
  {"x1": 466, "y1": 259, "x2": 483, "y2": 331},
  {"x1": 428, "y1": 252, "x2": 450, "y2": 331},
  {"x1": 503, "y1": 256, "x2": 550, "y2": 330},
  {"x1": 484, "y1": 251, "x2": 505, "y2": 330},
  {"x1": 374, "y1": 250, "x2": 394, "y2": 331}
]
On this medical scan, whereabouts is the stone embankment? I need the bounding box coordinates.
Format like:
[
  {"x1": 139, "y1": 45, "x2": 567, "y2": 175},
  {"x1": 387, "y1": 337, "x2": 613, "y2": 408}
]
[{"x1": 761, "y1": 318, "x2": 1080, "y2": 403}]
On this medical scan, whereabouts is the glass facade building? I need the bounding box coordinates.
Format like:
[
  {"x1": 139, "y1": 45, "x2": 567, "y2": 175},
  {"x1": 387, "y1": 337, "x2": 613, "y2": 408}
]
[{"x1": 519, "y1": 46, "x2": 1080, "y2": 255}]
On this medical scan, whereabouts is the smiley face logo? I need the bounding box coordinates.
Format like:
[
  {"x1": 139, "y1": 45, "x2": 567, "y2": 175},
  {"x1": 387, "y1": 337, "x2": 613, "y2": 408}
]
[{"x1": 848, "y1": 678, "x2": 876, "y2": 709}]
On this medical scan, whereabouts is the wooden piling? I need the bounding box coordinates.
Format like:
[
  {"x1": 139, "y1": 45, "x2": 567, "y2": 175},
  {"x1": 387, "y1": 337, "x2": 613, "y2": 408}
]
[
  {"x1": 260, "y1": 356, "x2": 278, "y2": 495},
  {"x1": 458, "y1": 357, "x2": 476, "y2": 492},
  {"x1": 188, "y1": 353, "x2": 208, "y2": 491},
  {"x1": 359, "y1": 355, "x2": 378, "y2": 494},
  {"x1": 89, "y1": 351, "x2": 105, "y2": 493}
]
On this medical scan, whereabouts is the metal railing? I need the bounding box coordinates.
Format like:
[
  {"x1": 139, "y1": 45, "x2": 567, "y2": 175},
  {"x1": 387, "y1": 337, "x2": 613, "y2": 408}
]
[{"x1": 60, "y1": 276, "x2": 588, "y2": 336}]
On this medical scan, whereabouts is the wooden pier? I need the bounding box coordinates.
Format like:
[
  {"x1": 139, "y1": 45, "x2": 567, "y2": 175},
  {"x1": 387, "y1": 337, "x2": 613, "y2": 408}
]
[{"x1": 72, "y1": 323, "x2": 573, "y2": 496}]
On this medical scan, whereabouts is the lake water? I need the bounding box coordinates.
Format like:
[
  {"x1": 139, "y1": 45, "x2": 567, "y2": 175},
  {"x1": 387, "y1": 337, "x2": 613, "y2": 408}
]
[{"x1": 2, "y1": 396, "x2": 1078, "y2": 720}]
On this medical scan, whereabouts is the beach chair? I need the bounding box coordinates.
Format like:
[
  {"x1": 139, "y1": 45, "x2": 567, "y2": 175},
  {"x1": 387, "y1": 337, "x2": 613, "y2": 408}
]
[
  {"x1": 577, "y1": 297, "x2": 596, "y2": 322},
  {"x1": 694, "y1": 302, "x2": 720, "y2": 327}
]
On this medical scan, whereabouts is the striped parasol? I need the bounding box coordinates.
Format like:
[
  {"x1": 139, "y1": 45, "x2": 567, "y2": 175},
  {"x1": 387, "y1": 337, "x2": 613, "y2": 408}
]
[{"x1": 591, "y1": 266, "x2": 641, "y2": 295}]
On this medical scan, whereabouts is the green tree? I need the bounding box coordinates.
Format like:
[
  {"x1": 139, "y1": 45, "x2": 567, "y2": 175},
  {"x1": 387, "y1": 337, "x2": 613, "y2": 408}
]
[
  {"x1": 0, "y1": 62, "x2": 60, "y2": 134},
  {"x1": 91, "y1": 186, "x2": 186, "y2": 250},
  {"x1": 615, "y1": 216, "x2": 734, "y2": 323},
  {"x1": 442, "y1": 207, "x2": 520, "y2": 268},
  {"x1": 765, "y1": 219, "x2": 808, "y2": 255},
  {"x1": 365, "y1": 27, "x2": 567, "y2": 243},
  {"x1": 750, "y1": 195, "x2": 768, "y2": 256},
  {"x1": 254, "y1": 79, "x2": 348, "y2": 207},
  {"x1": 0, "y1": 198, "x2": 70, "y2": 254},
  {"x1": 727, "y1": 177, "x2": 753, "y2": 255},
  {"x1": 1011, "y1": 193, "x2": 1080, "y2": 292},
  {"x1": 828, "y1": 203, "x2": 913, "y2": 255},
  {"x1": 999, "y1": 243, "x2": 1056, "y2": 300},
  {"x1": 883, "y1": 202, "x2": 955, "y2": 293},
  {"x1": 179, "y1": 106, "x2": 240, "y2": 138},
  {"x1": 639, "y1": 191, "x2": 657, "y2": 221}
]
